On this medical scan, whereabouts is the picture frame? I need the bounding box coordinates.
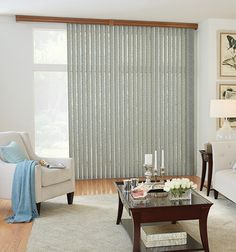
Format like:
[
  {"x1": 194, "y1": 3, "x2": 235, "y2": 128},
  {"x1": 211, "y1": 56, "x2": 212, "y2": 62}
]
[
  {"x1": 219, "y1": 84, "x2": 236, "y2": 127},
  {"x1": 219, "y1": 32, "x2": 236, "y2": 77}
]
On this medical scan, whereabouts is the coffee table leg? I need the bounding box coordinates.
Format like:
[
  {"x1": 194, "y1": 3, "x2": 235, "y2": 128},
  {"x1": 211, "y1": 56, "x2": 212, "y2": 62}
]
[
  {"x1": 199, "y1": 208, "x2": 210, "y2": 252},
  {"x1": 116, "y1": 193, "x2": 123, "y2": 225},
  {"x1": 132, "y1": 213, "x2": 141, "y2": 252}
]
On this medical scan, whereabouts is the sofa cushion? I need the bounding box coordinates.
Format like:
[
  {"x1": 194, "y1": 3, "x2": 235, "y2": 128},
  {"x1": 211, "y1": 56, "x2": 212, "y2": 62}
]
[
  {"x1": 0, "y1": 141, "x2": 28, "y2": 163},
  {"x1": 41, "y1": 166, "x2": 72, "y2": 187}
]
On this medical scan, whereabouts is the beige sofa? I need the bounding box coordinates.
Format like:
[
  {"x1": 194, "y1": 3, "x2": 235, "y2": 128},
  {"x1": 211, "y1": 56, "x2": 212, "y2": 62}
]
[
  {"x1": 212, "y1": 141, "x2": 236, "y2": 203},
  {"x1": 0, "y1": 131, "x2": 75, "y2": 213}
]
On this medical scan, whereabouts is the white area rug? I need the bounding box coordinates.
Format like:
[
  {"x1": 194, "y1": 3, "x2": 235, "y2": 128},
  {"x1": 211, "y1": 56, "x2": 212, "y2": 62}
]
[{"x1": 27, "y1": 191, "x2": 236, "y2": 252}]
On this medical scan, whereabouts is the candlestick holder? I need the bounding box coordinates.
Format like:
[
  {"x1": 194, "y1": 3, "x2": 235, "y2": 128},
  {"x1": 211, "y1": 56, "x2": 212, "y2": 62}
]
[
  {"x1": 143, "y1": 164, "x2": 153, "y2": 184},
  {"x1": 160, "y1": 166, "x2": 165, "y2": 182},
  {"x1": 153, "y1": 168, "x2": 158, "y2": 182}
]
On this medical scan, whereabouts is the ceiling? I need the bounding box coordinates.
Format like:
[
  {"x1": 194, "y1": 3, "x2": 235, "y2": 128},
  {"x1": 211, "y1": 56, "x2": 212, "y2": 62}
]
[{"x1": 1, "y1": 0, "x2": 236, "y2": 23}]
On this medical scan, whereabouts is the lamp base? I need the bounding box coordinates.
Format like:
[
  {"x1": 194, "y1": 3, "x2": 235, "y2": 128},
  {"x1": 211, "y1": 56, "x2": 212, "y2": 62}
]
[{"x1": 216, "y1": 120, "x2": 236, "y2": 141}]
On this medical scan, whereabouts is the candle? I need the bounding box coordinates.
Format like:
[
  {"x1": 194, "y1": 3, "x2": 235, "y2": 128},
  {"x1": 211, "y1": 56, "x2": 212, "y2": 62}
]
[
  {"x1": 154, "y1": 150, "x2": 157, "y2": 170},
  {"x1": 161, "y1": 149, "x2": 164, "y2": 168},
  {"x1": 145, "y1": 154, "x2": 152, "y2": 166}
]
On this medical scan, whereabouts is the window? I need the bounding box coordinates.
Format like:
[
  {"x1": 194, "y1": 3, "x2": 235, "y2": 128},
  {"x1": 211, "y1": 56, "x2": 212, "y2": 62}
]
[{"x1": 33, "y1": 28, "x2": 69, "y2": 157}]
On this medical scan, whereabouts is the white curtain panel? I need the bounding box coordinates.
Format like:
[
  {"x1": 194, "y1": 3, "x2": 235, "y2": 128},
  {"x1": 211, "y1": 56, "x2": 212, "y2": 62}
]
[{"x1": 67, "y1": 24, "x2": 195, "y2": 179}]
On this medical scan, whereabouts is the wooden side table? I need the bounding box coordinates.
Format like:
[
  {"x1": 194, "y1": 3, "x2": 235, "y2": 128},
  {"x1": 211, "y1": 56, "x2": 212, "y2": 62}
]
[{"x1": 199, "y1": 150, "x2": 213, "y2": 196}]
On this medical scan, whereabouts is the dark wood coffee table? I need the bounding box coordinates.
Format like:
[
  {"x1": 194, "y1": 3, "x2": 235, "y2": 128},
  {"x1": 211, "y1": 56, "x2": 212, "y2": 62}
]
[{"x1": 114, "y1": 182, "x2": 213, "y2": 252}]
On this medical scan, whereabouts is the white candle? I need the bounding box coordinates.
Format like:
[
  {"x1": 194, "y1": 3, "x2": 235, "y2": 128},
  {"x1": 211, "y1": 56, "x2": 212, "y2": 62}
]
[
  {"x1": 161, "y1": 149, "x2": 164, "y2": 168},
  {"x1": 145, "y1": 154, "x2": 152, "y2": 166},
  {"x1": 154, "y1": 150, "x2": 157, "y2": 170}
]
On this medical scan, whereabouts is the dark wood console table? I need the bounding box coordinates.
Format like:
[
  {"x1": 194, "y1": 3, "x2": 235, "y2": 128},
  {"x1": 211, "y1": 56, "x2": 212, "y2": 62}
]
[{"x1": 199, "y1": 150, "x2": 213, "y2": 196}]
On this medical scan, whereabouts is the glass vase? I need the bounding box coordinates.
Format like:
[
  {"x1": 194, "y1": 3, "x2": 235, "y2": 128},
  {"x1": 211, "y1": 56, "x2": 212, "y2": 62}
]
[{"x1": 169, "y1": 189, "x2": 191, "y2": 201}]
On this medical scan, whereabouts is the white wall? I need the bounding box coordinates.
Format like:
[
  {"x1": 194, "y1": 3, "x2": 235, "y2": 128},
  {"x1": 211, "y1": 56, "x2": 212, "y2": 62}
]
[
  {"x1": 0, "y1": 16, "x2": 66, "y2": 144},
  {"x1": 197, "y1": 18, "x2": 236, "y2": 175},
  {"x1": 0, "y1": 16, "x2": 34, "y2": 138}
]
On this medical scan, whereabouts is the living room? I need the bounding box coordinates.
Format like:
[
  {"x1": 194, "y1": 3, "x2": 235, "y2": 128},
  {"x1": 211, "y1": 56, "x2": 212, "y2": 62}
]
[{"x1": 1, "y1": 0, "x2": 236, "y2": 251}]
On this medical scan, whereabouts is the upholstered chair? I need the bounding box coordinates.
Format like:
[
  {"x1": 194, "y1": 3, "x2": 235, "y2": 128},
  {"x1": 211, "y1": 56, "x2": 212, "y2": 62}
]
[{"x1": 0, "y1": 131, "x2": 75, "y2": 213}]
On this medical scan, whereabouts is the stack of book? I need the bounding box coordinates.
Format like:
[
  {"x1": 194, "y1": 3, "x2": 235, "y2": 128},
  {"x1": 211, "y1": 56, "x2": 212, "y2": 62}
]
[{"x1": 141, "y1": 223, "x2": 187, "y2": 248}]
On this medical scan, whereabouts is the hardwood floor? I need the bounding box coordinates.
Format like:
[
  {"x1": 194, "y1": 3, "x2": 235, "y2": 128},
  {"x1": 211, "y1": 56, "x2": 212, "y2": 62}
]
[
  {"x1": 0, "y1": 200, "x2": 32, "y2": 252},
  {"x1": 0, "y1": 176, "x2": 201, "y2": 252}
]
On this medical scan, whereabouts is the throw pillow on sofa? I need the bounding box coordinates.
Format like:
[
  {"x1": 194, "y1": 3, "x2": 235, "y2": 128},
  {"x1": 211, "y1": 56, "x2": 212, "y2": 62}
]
[{"x1": 0, "y1": 141, "x2": 28, "y2": 163}]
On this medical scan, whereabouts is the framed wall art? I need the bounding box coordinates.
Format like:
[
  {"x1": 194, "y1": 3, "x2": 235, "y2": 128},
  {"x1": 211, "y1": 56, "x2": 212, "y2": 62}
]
[
  {"x1": 219, "y1": 32, "x2": 236, "y2": 77},
  {"x1": 219, "y1": 84, "x2": 236, "y2": 127}
]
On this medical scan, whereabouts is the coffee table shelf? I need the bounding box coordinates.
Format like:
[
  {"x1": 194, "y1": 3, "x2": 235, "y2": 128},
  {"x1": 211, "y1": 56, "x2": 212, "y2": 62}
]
[{"x1": 122, "y1": 219, "x2": 203, "y2": 252}]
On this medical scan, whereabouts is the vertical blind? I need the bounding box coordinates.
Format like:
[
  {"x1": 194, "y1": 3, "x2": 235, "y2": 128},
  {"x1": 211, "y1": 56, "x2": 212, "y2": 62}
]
[{"x1": 67, "y1": 24, "x2": 195, "y2": 179}]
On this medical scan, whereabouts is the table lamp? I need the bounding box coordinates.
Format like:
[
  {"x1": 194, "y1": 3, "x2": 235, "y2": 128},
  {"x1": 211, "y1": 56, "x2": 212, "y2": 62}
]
[{"x1": 210, "y1": 99, "x2": 236, "y2": 140}]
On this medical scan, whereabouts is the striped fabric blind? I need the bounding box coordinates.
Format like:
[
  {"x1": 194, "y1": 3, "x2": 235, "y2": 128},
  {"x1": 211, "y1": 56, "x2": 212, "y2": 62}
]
[{"x1": 67, "y1": 24, "x2": 195, "y2": 179}]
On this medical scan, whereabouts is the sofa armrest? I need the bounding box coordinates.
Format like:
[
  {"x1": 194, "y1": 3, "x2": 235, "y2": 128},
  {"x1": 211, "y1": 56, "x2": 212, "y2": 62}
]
[
  {"x1": 39, "y1": 157, "x2": 75, "y2": 185},
  {"x1": 34, "y1": 157, "x2": 75, "y2": 202},
  {"x1": 40, "y1": 157, "x2": 73, "y2": 170}
]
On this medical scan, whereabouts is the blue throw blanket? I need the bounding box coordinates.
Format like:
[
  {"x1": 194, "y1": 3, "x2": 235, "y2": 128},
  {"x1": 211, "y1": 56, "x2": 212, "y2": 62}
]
[{"x1": 7, "y1": 160, "x2": 39, "y2": 223}]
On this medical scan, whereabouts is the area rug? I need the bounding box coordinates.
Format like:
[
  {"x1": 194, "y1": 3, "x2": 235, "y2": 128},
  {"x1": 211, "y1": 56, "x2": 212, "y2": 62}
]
[{"x1": 27, "y1": 191, "x2": 236, "y2": 252}]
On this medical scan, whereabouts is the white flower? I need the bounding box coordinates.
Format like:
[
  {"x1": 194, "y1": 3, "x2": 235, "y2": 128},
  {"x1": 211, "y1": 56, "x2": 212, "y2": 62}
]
[
  {"x1": 170, "y1": 184, "x2": 175, "y2": 189},
  {"x1": 164, "y1": 178, "x2": 197, "y2": 193},
  {"x1": 163, "y1": 186, "x2": 170, "y2": 192},
  {"x1": 174, "y1": 182, "x2": 180, "y2": 189},
  {"x1": 186, "y1": 182, "x2": 191, "y2": 189},
  {"x1": 182, "y1": 183, "x2": 186, "y2": 189}
]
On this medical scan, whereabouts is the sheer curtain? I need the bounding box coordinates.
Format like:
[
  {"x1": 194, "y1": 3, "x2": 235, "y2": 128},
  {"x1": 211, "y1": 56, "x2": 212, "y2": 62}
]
[
  {"x1": 34, "y1": 28, "x2": 69, "y2": 158},
  {"x1": 67, "y1": 24, "x2": 195, "y2": 179}
]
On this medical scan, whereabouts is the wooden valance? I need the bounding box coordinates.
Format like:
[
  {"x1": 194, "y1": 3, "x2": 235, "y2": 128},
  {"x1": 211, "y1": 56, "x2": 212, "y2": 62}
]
[{"x1": 16, "y1": 15, "x2": 198, "y2": 30}]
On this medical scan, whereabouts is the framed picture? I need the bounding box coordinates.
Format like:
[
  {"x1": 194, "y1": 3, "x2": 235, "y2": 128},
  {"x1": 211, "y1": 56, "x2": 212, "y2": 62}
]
[
  {"x1": 219, "y1": 84, "x2": 236, "y2": 127},
  {"x1": 220, "y1": 32, "x2": 236, "y2": 77}
]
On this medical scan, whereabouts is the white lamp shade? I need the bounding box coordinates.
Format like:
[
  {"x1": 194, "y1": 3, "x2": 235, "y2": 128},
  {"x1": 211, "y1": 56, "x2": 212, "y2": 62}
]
[{"x1": 210, "y1": 99, "x2": 236, "y2": 118}]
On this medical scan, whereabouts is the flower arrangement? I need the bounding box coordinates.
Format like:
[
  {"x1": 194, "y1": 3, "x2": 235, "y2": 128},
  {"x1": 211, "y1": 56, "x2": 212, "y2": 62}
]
[{"x1": 163, "y1": 178, "x2": 197, "y2": 199}]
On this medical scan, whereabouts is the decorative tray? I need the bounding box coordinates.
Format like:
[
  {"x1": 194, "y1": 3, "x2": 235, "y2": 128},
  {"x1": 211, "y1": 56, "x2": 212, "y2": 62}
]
[
  {"x1": 148, "y1": 183, "x2": 165, "y2": 193},
  {"x1": 131, "y1": 183, "x2": 165, "y2": 199}
]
